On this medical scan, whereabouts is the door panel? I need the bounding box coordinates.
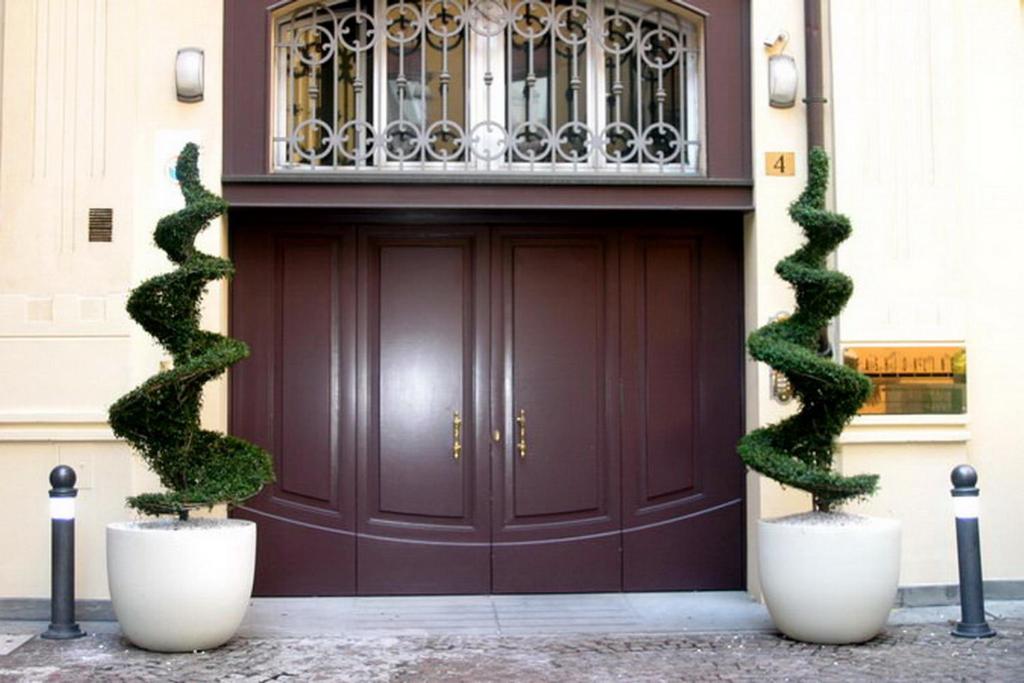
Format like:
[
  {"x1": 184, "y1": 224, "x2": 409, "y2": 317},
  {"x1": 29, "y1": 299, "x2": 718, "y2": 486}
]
[
  {"x1": 230, "y1": 228, "x2": 357, "y2": 596},
  {"x1": 636, "y1": 240, "x2": 698, "y2": 504},
  {"x1": 491, "y1": 230, "x2": 621, "y2": 593},
  {"x1": 378, "y1": 245, "x2": 467, "y2": 518},
  {"x1": 279, "y1": 242, "x2": 336, "y2": 503},
  {"x1": 621, "y1": 226, "x2": 745, "y2": 590},
  {"x1": 511, "y1": 244, "x2": 602, "y2": 517},
  {"x1": 357, "y1": 229, "x2": 491, "y2": 594}
]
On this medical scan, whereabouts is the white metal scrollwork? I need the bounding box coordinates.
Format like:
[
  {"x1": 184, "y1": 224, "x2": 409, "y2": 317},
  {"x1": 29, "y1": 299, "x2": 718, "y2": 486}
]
[{"x1": 273, "y1": 0, "x2": 702, "y2": 175}]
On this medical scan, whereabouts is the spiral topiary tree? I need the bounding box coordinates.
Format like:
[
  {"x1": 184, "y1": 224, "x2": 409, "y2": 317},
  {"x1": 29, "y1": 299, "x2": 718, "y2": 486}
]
[
  {"x1": 738, "y1": 147, "x2": 878, "y2": 513},
  {"x1": 109, "y1": 143, "x2": 274, "y2": 520}
]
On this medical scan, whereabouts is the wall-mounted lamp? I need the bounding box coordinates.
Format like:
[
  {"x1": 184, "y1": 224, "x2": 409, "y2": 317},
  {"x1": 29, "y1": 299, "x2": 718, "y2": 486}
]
[
  {"x1": 175, "y1": 48, "x2": 204, "y2": 103},
  {"x1": 764, "y1": 31, "x2": 798, "y2": 109}
]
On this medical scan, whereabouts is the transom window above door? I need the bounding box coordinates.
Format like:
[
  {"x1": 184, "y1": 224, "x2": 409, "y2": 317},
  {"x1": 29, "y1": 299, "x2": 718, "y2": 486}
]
[{"x1": 272, "y1": 0, "x2": 704, "y2": 176}]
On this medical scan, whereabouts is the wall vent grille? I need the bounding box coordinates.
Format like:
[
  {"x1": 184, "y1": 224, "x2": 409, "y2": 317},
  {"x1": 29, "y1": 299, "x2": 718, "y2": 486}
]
[{"x1": 88, "y1": 208, "x2": 113, "y2": 242}]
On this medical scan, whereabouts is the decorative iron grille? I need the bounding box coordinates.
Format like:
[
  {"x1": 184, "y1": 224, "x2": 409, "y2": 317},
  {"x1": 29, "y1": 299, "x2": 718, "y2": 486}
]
[{"x1": 273, "y1": 0, "x2": 702, "y2": 175}]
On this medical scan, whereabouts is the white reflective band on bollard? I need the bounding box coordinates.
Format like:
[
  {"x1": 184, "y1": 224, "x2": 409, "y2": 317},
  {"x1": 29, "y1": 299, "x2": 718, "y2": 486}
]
[
  {"x1": 953, "y1": 496, "x2": 979, "y2": 519},
  {"x1": 50, "y1": 497, "x2": 75, "y2": 520}
]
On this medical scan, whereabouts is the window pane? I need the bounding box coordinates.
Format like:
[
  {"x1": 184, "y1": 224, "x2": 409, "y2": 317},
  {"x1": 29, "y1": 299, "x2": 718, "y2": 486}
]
[
  {"x1": 553, "y1": 2, "x2": 588, "y2": 162},
  {"x1": 273, "y1": 0, "x2": 701, "y2": 173},
  {"x1": 603, "y1": 12, "x2": 638, "y2": 162},
  {"x1": 386, "y1": 0, "x2": 467, "y2": 162},
  {"x1": 603, "y1": 6, "x2": 688, "y2": 167},
  {"x1": 277, "y1": 0, "x2": 375, "y2": 168},
  {"x1": 508, "y1": 2, "x2": 553, "y2": 162},
  {"x1": 508, "y1": 0, "x2": 588, "y2": 163},
  {"x1": 509, "y1": 32, "x2": 551, "y2": 131}
]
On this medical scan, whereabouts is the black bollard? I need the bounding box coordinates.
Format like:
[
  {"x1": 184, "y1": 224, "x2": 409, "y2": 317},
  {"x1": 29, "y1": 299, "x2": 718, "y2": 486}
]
[
  {"x1": 950, "y1": 464, "x2": 995, "y2": 638},
  {"x1": 41, "y1": 465, "x2": 85, "y2": 640}
]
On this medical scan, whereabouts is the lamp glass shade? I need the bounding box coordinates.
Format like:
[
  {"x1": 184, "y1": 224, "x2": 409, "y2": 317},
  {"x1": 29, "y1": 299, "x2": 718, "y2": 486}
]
[
  {"x1": 50, "y1": 497, "x2": 75, "y2": 520},
  {"x1": 768, "y1": 54, "x2": 798, "y2": 108},
  {"x1": 953, "y1": 496, "x2": 979, "y2": 519},
  {"x1": 176, "y1": 48, "x2": 204, "y2": 102}
]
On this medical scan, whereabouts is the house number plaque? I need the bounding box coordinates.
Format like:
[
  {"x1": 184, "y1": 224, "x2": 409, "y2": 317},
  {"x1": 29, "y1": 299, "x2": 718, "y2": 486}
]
[{"x1": 765, "y1": 152, "x2": 796, "y2": 176}]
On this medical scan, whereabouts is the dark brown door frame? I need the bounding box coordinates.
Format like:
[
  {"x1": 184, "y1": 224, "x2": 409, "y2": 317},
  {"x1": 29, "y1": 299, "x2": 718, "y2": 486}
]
[
  {"x1": 222, "y1": 0, "x2": 752, "y2": 206},
  {"x1": 228, "y1": 209, "x2": 747, "y2": 595}
]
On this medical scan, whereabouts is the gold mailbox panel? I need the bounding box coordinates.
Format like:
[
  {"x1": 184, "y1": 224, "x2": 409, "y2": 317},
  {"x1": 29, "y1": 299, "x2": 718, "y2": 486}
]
[{"x1": 842, "y1": 346, "x2": 967, "y2": 415}]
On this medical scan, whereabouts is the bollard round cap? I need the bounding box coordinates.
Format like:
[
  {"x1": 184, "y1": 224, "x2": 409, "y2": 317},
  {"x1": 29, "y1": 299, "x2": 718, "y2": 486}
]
[
  {"x1": 49, "y1": 465, "x2": 77, "y2": 493},
  {"x1": 950, "y1": 464, "x2": 977, "y2": 490}
]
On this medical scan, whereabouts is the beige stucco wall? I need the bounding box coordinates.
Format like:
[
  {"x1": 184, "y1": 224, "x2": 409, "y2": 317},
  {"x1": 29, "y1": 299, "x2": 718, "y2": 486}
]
[
  {"x1": 828, "y1": 0, "x2": 1024, "y2": 585},
  {"x1": 745, "y1": 0, "x2": 815, "y2": 596},
  {"x1": 0, "y1": 0, "x2": 1020, "y2": 601},
  {"x1": 747, "y1": 0, "x2": 1024, "y2": 593},
  {"x1": 0, "y1": 0, "x2": 225, "y2": 599}
]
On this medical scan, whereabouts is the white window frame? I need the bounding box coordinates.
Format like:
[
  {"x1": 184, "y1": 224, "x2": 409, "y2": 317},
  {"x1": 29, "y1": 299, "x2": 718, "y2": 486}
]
[{"x1": 269, "y1": 0, "x2": 705, "y2": 176}]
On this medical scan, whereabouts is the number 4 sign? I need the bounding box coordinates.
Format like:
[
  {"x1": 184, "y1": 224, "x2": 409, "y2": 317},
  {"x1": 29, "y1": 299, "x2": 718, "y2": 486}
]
[{"x1": 765, "y1": 152, "x2": 796, "y2": 176}]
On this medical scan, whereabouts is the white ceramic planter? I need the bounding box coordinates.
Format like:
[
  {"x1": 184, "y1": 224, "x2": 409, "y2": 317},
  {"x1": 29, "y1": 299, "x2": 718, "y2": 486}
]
[
  {"x1": 107, "y1": 519, "x2": 256, "y2": 652},
  {"x1": 758, "y1": 513, "x2": 901, "y2": 644}
]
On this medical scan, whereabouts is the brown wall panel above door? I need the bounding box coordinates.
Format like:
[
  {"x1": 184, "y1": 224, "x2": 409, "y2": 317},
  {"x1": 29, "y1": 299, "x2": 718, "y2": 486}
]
[{"x1": 223, "y1": 0, "x2": 751, "y2": 192}]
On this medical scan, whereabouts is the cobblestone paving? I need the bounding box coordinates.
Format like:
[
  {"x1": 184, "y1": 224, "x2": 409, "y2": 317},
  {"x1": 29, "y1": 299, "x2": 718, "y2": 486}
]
[{"x1": 1, "y1": 619, "x2": 1021, "y2": 682}]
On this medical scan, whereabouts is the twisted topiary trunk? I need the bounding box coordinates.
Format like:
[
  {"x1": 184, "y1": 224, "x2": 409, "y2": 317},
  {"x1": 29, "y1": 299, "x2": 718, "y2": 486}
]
[
  {"x1": 109, "y1": 143, "x2": 273, "y2": 520},
  {"x1": 738, "y1": 147, "x2": 878, "y2": 513}
]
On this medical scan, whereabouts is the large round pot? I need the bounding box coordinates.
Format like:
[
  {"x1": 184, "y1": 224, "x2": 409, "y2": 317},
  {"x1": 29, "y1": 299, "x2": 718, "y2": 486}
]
[
  {"x1": 758, "y1": 513, "x2": 901, "y2": 644},
  {"x1": 107, "y1": 519, "x2": 255, "y2": 652}
]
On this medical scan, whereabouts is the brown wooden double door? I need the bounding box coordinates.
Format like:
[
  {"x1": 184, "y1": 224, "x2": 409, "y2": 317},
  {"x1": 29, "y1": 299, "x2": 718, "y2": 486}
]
[{"x1": 230, "y1": 218, "x2": 744, "y2": 596}]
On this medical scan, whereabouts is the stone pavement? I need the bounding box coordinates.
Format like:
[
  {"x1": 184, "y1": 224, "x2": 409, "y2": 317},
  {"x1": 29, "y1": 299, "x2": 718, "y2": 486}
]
[{"x1": 1, "y1": 618, "x2": 1021, "y2": 682}]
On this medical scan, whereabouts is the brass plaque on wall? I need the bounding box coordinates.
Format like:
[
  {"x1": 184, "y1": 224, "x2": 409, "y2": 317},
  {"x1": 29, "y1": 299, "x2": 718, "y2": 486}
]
[
  {"x1": 842, "y1": 346, "x2": 967, "y2": 415},
  {"x1": 765, "y1": 152, "x2": 796, "y2": 176}
]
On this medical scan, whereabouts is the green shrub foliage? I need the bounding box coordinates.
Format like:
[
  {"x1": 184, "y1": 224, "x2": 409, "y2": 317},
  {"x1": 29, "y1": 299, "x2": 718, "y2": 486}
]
[
  {"x1": 737, "y1": 148, "x2": 878, "y2": 512},
  {"x1": 109, "y1": 143, "x2": 273, "y2": 519}
]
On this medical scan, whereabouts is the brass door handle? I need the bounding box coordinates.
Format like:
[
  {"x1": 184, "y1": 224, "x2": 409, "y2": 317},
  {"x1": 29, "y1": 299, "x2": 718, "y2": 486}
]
[
  {"x1": 453, "y1": 411, "x2": 463, "y2": 460},
  {"x1": 515, "y1": 409, "x2": 527, "y2": 459}
]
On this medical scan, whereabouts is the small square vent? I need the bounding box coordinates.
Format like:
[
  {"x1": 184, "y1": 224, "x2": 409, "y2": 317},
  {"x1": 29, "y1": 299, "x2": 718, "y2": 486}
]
[{"x1": 88, "y1": 208, "x2": 113, "y2": 242}]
